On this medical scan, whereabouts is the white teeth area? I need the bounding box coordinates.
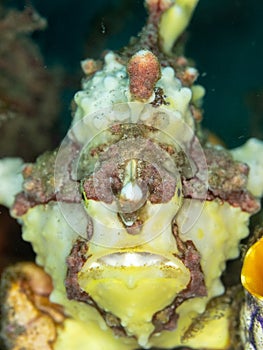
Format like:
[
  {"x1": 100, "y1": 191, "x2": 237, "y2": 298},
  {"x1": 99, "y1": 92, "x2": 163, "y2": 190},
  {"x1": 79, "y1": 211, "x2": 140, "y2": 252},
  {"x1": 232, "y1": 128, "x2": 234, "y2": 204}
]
[{"x1": 89, "y1": 252, "x2": 180, "y2": 268}]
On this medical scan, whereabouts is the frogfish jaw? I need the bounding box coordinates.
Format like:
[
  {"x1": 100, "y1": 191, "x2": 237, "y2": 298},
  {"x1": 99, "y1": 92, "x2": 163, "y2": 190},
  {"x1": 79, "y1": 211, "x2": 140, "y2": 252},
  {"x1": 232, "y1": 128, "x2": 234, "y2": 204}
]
[{"x1": 77, "y1": 251, "x2": 191, "y2": 348}]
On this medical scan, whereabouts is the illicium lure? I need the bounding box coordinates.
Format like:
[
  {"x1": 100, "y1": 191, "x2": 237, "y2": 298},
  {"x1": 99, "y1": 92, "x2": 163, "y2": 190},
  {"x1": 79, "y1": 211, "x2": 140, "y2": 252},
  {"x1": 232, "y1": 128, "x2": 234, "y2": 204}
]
[{"x1": 1, "y1": 1, "x2": 263, "y2": 349}]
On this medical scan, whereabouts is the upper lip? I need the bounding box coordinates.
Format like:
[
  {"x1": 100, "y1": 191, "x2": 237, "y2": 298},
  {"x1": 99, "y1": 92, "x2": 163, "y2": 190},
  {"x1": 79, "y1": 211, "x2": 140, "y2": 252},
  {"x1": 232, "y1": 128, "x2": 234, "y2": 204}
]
[{"x1": 87, "y1": 251, "x2": 182, "y2": 268}]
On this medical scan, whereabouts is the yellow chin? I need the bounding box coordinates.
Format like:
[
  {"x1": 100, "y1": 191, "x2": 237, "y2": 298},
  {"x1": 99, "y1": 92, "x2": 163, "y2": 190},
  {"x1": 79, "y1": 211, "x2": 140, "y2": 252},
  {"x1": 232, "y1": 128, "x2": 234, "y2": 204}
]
[{"x1": 78, "y1": 252, "x2": 190, "y2": 347}]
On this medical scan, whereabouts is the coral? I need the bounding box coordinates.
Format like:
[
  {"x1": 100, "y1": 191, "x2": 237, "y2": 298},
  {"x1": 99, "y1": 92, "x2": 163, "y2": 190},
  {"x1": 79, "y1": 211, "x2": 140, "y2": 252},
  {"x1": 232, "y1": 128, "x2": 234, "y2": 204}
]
[{"x1": 0, "y1": 1, "x2": 263, "y2": 350}]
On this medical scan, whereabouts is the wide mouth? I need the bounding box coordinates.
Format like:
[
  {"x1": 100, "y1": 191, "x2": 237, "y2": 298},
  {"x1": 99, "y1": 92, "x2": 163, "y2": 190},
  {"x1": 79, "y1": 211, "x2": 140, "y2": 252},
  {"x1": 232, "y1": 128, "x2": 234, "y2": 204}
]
[
  {"x1": 241, "y1": 237, "x2": 263, "y2": 299},
  {"x1": 88, "y1": 252, "x2": 182, "y2": 268},
  {"x1": 77, "y1": 251, "x2": 190, "y2": 347},
  {"x1": 79, "y1": 251, "x2": 190, "y2": 284}
]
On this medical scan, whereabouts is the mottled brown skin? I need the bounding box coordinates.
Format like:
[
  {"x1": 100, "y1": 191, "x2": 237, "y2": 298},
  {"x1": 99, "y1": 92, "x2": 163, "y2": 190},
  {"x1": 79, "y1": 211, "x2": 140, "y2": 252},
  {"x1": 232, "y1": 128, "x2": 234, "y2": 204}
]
[
  {"x1": 152, "y1": 223, "x2": 207, "y2": 334},
  {"x1": 182, "y1": 145, "x2": 260, "y2": 214},
  {"x1": 204, "y1": 146, "x2": 260, "y2": 213},
  {"x1": 65, "y1": 240, "x2": 91, "y2": 303},
  {"x1": 12, "y1": 123, "x2": 259, "y2": 221},
  {"x1": 127, "y1": 51, "x2": 161, "y2": 101},
  {"x1": 12, "y1": 142, "x2": 82, "y2": 217},
  {"x1": 82, "y1": 138, "x2": 178, "y2": 208}
]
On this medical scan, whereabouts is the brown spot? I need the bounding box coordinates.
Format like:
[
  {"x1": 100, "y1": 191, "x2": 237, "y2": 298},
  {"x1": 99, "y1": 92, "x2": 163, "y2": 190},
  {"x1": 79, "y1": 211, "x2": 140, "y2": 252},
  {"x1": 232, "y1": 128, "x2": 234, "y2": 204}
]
[
  {"x1": 65, "y1": 239, "x2": 91, "y2": 303},
  {"x1": 177, "y1": 67, "x2": 198, "y2": 87},
  {"x1": 127, "y1": 50, "x2": 161, "y2": 101},
  {"x1": 125, "y1": 218, "x2": 144, "y2": 235},
  {"x1": 11, "y1": 192, "x2": 37, "y2": 217},
  {"x1": 81, "y1": 58, "x2": 102, "y2": 75}
]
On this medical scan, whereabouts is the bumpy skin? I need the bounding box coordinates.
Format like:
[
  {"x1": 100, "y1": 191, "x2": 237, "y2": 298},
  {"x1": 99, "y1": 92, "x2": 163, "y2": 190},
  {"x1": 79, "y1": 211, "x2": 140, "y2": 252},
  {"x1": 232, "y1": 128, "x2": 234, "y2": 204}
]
[{"x1": 1, "y1": 1, "x2": 263, "y2": 349}]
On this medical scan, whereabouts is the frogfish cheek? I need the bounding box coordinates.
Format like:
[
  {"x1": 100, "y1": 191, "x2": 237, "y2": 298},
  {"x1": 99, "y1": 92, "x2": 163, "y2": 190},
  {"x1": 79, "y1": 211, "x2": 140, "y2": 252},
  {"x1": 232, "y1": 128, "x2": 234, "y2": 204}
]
[{"x1": 78, "y1": 252, "x2": 190, "y2": 347}]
